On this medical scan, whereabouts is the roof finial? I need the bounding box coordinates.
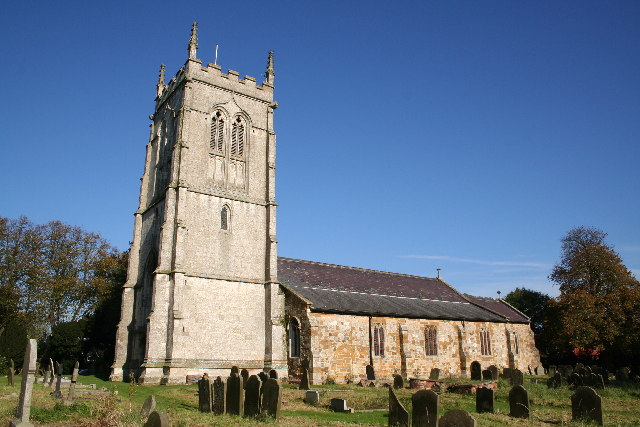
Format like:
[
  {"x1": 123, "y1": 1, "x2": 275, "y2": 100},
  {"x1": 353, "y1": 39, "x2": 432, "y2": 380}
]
[
  {"x1": 156, "y1": 64, "x2": 166, "y2": 98},
  {"x1": 265, "y1": 50, "x2": 275, "y2": 85},
  {"x1": 188, "y1": 22, "x2": 198, "y2": 60},
  {"x1": 436, "y1": 268, "x2": 441, "y2": 279}
]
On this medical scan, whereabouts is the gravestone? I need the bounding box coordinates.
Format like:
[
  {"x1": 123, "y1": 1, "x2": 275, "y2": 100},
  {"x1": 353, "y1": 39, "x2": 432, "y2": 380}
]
[
  {"x1": 330, "y1": 398, "x2": 351, "y2": 413},
  {"x1": 439, "y1": 409, "x2": 476, "y2": 427},
  {"x1": 388, "y1": 387, "x2": 410, "y2": 427},
  {"x1": 258, "y1": 371, "x2": 268, "y2": 383},
  {"x1": 510, "y1": 369, "x2": 524, "y2": 386},
  {"x1": 230, "y1": 366, "x2": 239, "y2": 375},
  {"x1": 48, "y1": 360, "x2": 55, "y2": 387},
  {"x1": 568, "y1": 373, "x2": 583, "y2": 387},
  {"x1": 429, "y1": 368, "x2": 441, "y2": 380},
  {"x1": 9, "y1": 339, "x2": 37, "y2": 427},
  {"x1": 8, "y1": 359, "x2": 15, "y2": 386},
  {"x1": 143, "y1": 411, "x2": 170, "y2": 427},
  {"x1": 501, "y1": 367, "x2": 512, "y2": 379},
  {"x1": 589, "y1": 373, "x2": 604, "y2": 389},
  {"x1": 547, "y1": 372, "x2": 562, "y2": 389},
  {"x1": 53, "y1": 363, "x2": 63, "y2": 399},
  {"x1": 197, "y1": 374, "x2": 212, "y2": 412},
  {"x1": 509, "y1": 385, "x2": 529, "y2": 418},
  {"x1": 571, "y1": 386, "x2": 603, "y2": 425},
  {"x1": 558, "y1": 365, "x2": 573, "y2": 377},
  {"x1": 299, "y1": 368, "x2": 310, "y2": 390},
  {"x1": 476, "y1": 386, "x2": 494, "y2": 413},
  {"x1": 240, "y1": 369, "x2": 249, "y2": 389},
  {"x1": 615, "y1": 367, "x2": 630, "y2": 382},
  {"x1": 140, "y1": 395, "x2": 156, "y2": 418},
  {"x1": 304, "y1": 390, "x2": 319, "y2": 405},
  {"x1": 548, "y1": 365, "x2": 557, "y2": 377},
  {"x1": 366, "y1": 364, "x2": 375, "y2": 380},
  {"x1": 42, "y1": 368, "x2": 50, "y2": 386},
  {"x1": 412, "y1": 389, "x2": 439, "y2": 427},
  {"x1": 66, "y1": 361, "x2": 79, "y2": 403},
  {"x1": 212, "y1": 376, "x2": 226, "y2": 415},
  {"x1": 34, "y1": 363, "x2": 40, "y2": 384},
  {"x1": 269, "y1": 369, "x2": 278, "y2": 379},
  {"x1": 488, "y1": 365, "x2": 498, "y2": 380},
  {"x1": 534, "y1": 365, "x2": 542, "y2": 375},
  {"x1": 527, "y1": 365, "x2": 533, "y2": 375},
  {"x1": 262, "y1": 378, "x2": 281, "y2": 419},
  {"x1": 393, "y1": 374, "x2": 404, "y2": 389},
  {"x1": 470, "y1": 361, "x2": 481, "y2": 380},
  {"x1": 226, "y1": 373, "x2": 244, "y2": 416},
  {"x1": 244, "y1": 375, "x2": 261, "y2": 417},
  {"x1": 481, "y1": 369, "x2": 492, "y2": 381}
]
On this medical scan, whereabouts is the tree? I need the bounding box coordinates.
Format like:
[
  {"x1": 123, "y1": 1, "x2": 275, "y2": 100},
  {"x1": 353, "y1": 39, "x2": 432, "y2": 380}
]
[
  {"x1": 504, "y1": 287, "x2": 549, "y2": 335},
  {"x1": 549, "y1": 226, "x2": 640, "y2": 365}
]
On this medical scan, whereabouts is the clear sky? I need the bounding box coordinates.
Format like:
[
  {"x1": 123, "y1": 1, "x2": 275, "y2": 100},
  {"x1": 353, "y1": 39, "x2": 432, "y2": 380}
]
[{"x1": 1, "y1": 0, "x2": 638, "y2": 298}]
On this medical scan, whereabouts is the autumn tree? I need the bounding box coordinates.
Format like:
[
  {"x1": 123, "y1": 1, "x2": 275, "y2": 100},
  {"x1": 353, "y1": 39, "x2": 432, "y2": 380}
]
[
  {"x1": 504, "y1": 287, "x2": 551, "y2": 354},
  {"x1": 549, "y1": 226, "x2": 640, "y2": 365}
]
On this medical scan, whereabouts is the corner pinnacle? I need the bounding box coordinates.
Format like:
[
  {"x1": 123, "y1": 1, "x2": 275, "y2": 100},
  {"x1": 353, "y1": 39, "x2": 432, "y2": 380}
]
[
  {"x1": 265, "y1": 50, "x2": 275, "y2": 85},
  {"x1": 188, "y1": 22, "x2": 198, "y2": 60}
]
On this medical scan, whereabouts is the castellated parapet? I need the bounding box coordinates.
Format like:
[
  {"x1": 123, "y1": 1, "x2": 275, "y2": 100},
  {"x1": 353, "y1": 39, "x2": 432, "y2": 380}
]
[{"x1": 111, "y1": 23, "x2": 284, "y2": 385}]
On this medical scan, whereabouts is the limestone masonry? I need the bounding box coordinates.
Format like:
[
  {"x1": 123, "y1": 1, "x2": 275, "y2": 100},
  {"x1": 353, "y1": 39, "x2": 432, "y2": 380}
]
[{"x1": 111, "y1": 23, "x2": 541, "y2": 385}]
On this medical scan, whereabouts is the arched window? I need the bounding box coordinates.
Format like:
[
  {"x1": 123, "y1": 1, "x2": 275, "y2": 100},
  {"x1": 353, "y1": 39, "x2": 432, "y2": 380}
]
[
  {"x1": 373, "y1": 324, "x2": 385, "y2": 357},
  {"x1": 231, "y1": 116, "x2": 246, "y2": 157},
  {"x1": 210, "y1": 111, "x2": 225, "y2": 153},
  {"x1": 424, "y1": 326, "x2": 438, "y2": 356},
  {"x1": 221, "y1": 205, "x2": 229, "y2": 230},
  {"x1": 289, "y1": 318, "x2": 300, "y2": 358},
  {"x1": 480, "y1": 329, "x2": 492, "y2": 355}
]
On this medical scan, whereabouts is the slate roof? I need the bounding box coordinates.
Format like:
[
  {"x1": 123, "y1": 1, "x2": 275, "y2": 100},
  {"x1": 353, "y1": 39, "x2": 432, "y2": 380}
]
[
  {"x1": 278, "y1": 257, "x2": 527, "y2": 323},
  {"x1": 464, "y1": 295, "x2": 530, "y2": 323}
]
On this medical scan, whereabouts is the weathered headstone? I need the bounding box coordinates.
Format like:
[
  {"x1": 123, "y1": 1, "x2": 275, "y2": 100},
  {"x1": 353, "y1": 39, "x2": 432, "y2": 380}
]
[
  {"x1": 547, "y1": 372, "x2": 562, "y2": 389},
  {"x1": 476, "y1": 386, "x2": 494, "y2": 413},
  {"x1": 548, "y1": 365, "x2": 557, "y2": 377},
  {"x1": 269, "y1": 369, "x2": 278, "y2": 379},
  {"x1": 42, "y1": 368, "x2": 50, "y2": 386},
  {"x1": 501, "y1": 367, "x2": 512, "y2": 379},
  {"x1": 330, "y1": 398, "x2": 351, "y2": 413},
  {"x1": 439, "y1": 409, "x2": 476, "y2": 427},
  {"x1": 258, "y1": 371, "x2": 268, "y2": 383},
  {"x1": 481, "y1": 369, "x2": 492, "y2": 381},
  {"x1": 366, "y1": 364, "x2": 375, "y2": 380},
  {"x1": 48, "y1": 360, "x2": 55, "y2": 387},
  {"x1": 393, "y1": 374, "x2": 404, "y2": 389},
  {"x1": 412, "y1": 389, "x2": 439, "y2": 427},
  {"x1": 589, "y1": 373, "x2": 605, "y2": 389},
  {"x1": 571, "y1": 386, "x2": 603, "y2": 425},
  {"x1": 140, "y1": 395, "x2": 157, "y2": 418},
  {"x1": 9, "y1": 339, "x2": 37, "y2": 427},
  {"x1": 8, "y1": 359, "x2": 15, "y2": 386},
  {"x1": 230, "y1": 366, "x2": 239, "y2": 375},
  {"x1": 299, "y1": 368, "x2": 310, "y2": 390},
  {"x1": 197, "y1": 374, "x2": 212, "y2": 412},
  {"x1": 429, "y1": 368, "x2": 441, "y2": 380},
  {"x1": 226, "y1": 373, "x2": 244, "y2": 416},
  {"x1": 509, "y1": 385, "x2": 529, "y2": 418},
  {"x1": 510, "y1": 369, "x2": 524, "y2": 386},
  {"x1": 470, "y1": 361, "x2": 481, "y2": 380},
  {"x1": 212, "y1": 376, "x2": 226, "y2": 415},
  {"x1": 262, "y1": 378, "x2": 281, "y2": 419},
  {"x1": 304, "y1": 390, "x2": 320, "y2": 405},
  {"x1": 488, "y1": 365, "x2": 498, "y2": 381},
  {"x1": 244, "y1": 375, "x2": 262, "y2": 417},
  {"x1": 143, "y1": 411, "x2": 170, "y2": 427},
  {"x1": 615, "y1": 367, "x2": 630, "y2": 382},
  {"x1": 388, "y1": 387, "x2": 410, "y2": 427},
  {"x1": 66, "y1": 361, "x2": 79, "y2": 403},
  {"x1": 240, "y1": 369, "x2": 249, "y2": 389},
  {"x1": 568, "y1": 373, "x2": 583, "y2": 387},
  {"x1": 53, "y1": 363, "x2": 63, "y2": 399}
]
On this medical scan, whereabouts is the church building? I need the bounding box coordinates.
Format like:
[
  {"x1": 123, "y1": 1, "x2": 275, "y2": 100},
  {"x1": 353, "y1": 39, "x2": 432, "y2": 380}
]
[{"x1": 111, "y1": 24, "x2": 541, "y2": 385}]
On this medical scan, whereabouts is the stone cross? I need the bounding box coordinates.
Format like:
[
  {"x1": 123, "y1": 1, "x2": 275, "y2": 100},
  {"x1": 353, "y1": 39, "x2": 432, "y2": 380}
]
[
  {"x1": 243, "y1": 375, "x2": 262, "y2": 417},
  {"x1": 571, "y1": 386, "x2": 603, "y2": 425},
  {"x1": 225, "y1": 372, "x2": 244, "y2": 416},
  {"x1": 9, "y1": 339, "x2": 37, "y2": 427},
  {"x1": 510, "y1": 369, "x2": 524, "y2": 386},
  {"x1": 470, "y1": 361, "x2": 481, "y2": 380},
  {"x1": 140, "y1": 395, "x2": 156, "y2": 418},
  {"x1": 143, "y1": 411, "x2": 170, "y2": 427},
  {"x1": 509, "y1": 385, "x2": 530, "y2": 418},
  {"x1": 299, "y1": 368, "x2": 310, "y2": 390},
  {"x1": 261, "y1": 378, "x2": 281, "y2": 419},
  {"x1": 212, "y1": 376, "x2": 226, "y2": 415},
  {"x1": 476, "y1": 386, "x2": 494, "y2": 413},
  {"x1": 197, "y1": 374, "x2": 212, "y2": 412},
  {"x1": 429, "y1": 368, "x2": 441, "y2": 380},
  {"x1": 439, "y1": 409, "x2": 476, "y2": 427},
  {"x1": 366, "y1": 364, "x2": 376, "y2": 380},
  {"x1": 393, "y1": 374, "x2": 404, "y2": 389},
  {"x1": 412, "y1": 389, "x2": 439, "y2": 427},
  {"x1": 388, "y1": 387, "x2": 409, "y2": 427},
  {"x1": 8, "y1": 359, "x2": 15, "y2": 386}
]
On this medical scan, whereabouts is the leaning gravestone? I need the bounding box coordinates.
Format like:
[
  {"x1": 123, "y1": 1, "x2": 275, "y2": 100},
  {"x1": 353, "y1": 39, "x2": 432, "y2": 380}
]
[
  {"x1": 244, "y1": 375, "x2": 262, "y2": 417},
  {"x1": 429, "y1": 368, "x2": 441, "y2": 380},
  {"x1": 488, "y1": 365, "x2": 498, "y2": 380},
  {"x1": 9, "y1": 339, "x2": 37, "y2": 427},
  {"x1": 393, "y1": 374, "x2": 404, "y2": 389},
  {"x1": 53, "y1": 363, "x2": 64, "y2": 399},
  {"x1": 140, "y1": 395, "x2": 156, "y2": 418},
  {"x1": 470, "y1": 361, "x2": 482, "y2": 380},
  {"x1": 412, "y1": 389, "x2": 439, "y2": 427},
  {"x1": 509, "y1": 385, "x2": 529, "y2": 418},
  {"x1": 269, "y1": 369, "x2": 278, "y2": 379},
  {"x1": 262, "y1": 378, "x2": 281, "y2": 419},
  {"x1": 304, "y1": 390, "x2": 320, "y2": 405},
  {"x1": 476, "y1": 387, "x2": 494, "y2": 413},
  {"x1": 481, "y1": 369, "x2": 492, "y2": 381},
  {"x1": 299, "y1": 368, "x2": 310, "y2": 390},
  {"x1": 143, "y1": 411, "x2": 170, "y2": 427},
  {"x1": 439, "y1": 409, "x2": 476, "y2": 427},
  {"x1": 388, "y1": 387, "x2": 410, "y2": 427},
  {"x1": 66, "y1": 361, "x2": 79, "y2": 404},
  {"x1": 510, "y1": 369, "x2": 524, "y2": 386},
  {"x1": 571, "y1": 386, "x2": 603, "y2": 426},
  {"x1": 8, "y1": 359, "x2": 15, "y2": 386},
  {"x1": 240, "y1": 369, "x2": 249, "y2": 389},
  {"x1": 212, "y1": 376, "x2": 226, "y2": 415},
  {"x1": 366, "y1": 364, "x2": 375, "y2": 380},
  {"x1": 197, "y1": 374, "x2": 212, "y2": 412},
  {"x1": 226, "y1": 373, "x2": 244, "y2": 416}
]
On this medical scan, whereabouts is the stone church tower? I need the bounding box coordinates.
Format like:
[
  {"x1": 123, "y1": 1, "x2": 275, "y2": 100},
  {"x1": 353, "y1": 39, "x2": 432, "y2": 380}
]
[{"x1": 111, "y1": 23, "x2": 285, "y2": 384}]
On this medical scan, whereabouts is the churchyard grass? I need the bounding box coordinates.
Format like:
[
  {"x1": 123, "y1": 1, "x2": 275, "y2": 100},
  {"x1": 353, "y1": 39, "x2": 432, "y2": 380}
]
[{"x1": 2, "y1": 374, "x2": 640, "y2": 425}]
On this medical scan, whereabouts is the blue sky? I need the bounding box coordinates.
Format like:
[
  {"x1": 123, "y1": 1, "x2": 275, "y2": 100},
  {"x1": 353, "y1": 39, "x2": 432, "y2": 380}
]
[{"x1": 1, "y1": 1, "x2": 638, "y2": 298}]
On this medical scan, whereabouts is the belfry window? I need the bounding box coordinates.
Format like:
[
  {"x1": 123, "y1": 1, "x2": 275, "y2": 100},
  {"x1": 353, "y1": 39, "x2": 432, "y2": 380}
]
[
  {"x1": 210, "y1": 111, "x2": 225, "y2": 153},
  {"x1": 221, "y1": 206, "x2": 229, "y2": 230},
  {"x1": 424, "y1": 326, "x2": 438, "y2": 356},
  {"x1": 231, "y1": 116, "x2": 245, "y2": 157},
  {"x1": 289, "y1": 318, "x2": 300, "y2": 358},
  {"x1": 480, "y1": 329, "x2": 492, "y2": 356},
  {"x1": 373, "y1": 324, "x2": 385, "y2": 357}
]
